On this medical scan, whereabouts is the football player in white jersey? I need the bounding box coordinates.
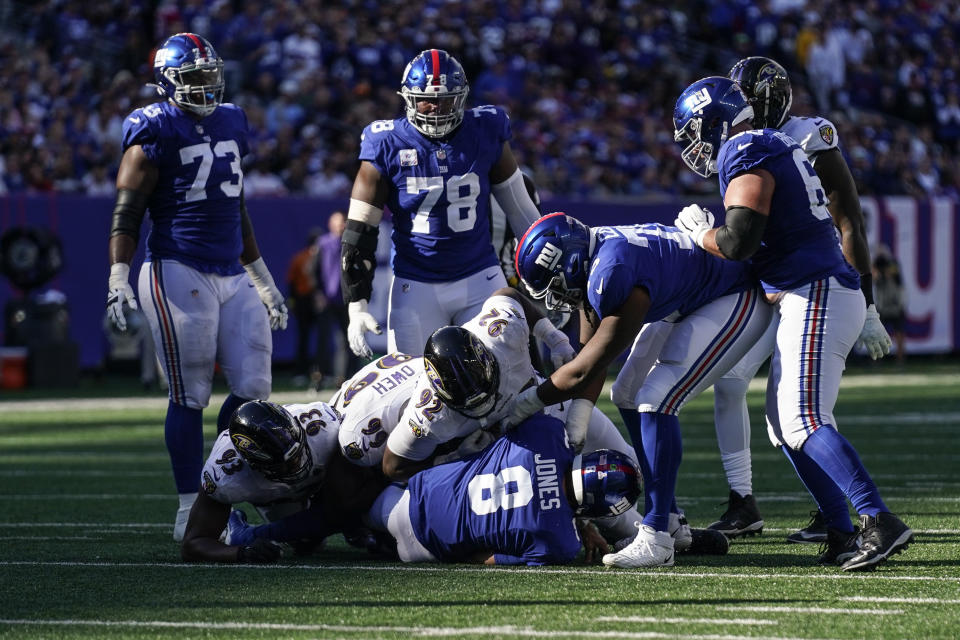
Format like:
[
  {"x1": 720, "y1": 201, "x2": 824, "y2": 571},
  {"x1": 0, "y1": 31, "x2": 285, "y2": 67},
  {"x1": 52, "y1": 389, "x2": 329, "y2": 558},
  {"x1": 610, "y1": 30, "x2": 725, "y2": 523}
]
[
  {"x1": 180, "y1": 400, "x2": 383, "y2": 563},
  {"x1": 341, "y1": 49, "x2": 541, "y2": 361},
  {"x1": 381, "y1": 287, "x2": 673, "y2": 547},
  {"x1": 331, "y1": 352, "x2": 424, "y2": 468}
]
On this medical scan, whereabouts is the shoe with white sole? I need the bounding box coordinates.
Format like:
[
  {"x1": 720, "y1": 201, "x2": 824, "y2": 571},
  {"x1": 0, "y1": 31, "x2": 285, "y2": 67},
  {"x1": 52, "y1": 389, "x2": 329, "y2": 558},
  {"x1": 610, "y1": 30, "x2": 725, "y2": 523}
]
[
  {"x1": 612, "y1": 513, "x2": 691, "y2": 553},
  {"x1": 603, "y1": 523, "x2": 675, "y2": 568}
]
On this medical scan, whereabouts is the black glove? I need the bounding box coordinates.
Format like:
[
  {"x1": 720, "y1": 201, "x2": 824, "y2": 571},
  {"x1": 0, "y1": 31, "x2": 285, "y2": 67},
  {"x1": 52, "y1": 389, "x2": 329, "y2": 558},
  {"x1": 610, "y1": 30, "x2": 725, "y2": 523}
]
[{"x1": 237, "y1": 538, "x2": 283, "y2": 564}]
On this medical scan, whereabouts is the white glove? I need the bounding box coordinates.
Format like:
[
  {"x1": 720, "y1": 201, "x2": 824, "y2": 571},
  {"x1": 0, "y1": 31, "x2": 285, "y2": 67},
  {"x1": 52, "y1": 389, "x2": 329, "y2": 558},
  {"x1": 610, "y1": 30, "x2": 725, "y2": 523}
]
[
  {"x1": 501, "y1": 385, "x2": 545, "y2": 432},
  {"x1": 106, "y1": 262, "x2": 137, "y2": 332},
  {"x1": 243, "y1": 257, "x2": 288, "y2": 331},
  {"x1": 533, "y1": 317, "x2": 576, "y2": 369},
  {"x1": 564, "y1": 398, "x2": 593, "y2": 454},
  {"x1": 856, "y1": 304, "x2": 892, "y2": 360},
  {"x1": 347, "y1": 300, "x2": 382, "y2": 359},
  {"x1": 674, "y1": 204, "x2": 715, "y2": 248}
]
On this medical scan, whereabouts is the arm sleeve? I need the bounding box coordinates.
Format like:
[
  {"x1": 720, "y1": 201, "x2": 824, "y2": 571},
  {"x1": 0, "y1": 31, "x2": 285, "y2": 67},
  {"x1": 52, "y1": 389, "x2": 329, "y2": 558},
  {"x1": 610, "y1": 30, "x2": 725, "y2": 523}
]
[{"x1": 714, "y1": 205, "x2": 768, "y2": 261}]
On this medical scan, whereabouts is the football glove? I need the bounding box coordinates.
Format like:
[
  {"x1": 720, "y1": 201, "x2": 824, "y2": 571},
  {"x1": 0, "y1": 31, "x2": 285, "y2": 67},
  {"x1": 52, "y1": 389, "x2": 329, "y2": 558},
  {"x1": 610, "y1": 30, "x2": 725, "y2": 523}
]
[
  {"x1": 500, "y1": 385, "x2": 545, "y2": 432},
  {"x1": 674, "y1": 204, "x2": 715, "y2": 249},
  {"x1": 237, "y1": 538, "x2": 283, "y2": 564},
  {"x1": 564, "y1": 399, "x2": 593, "y2": 454},
  {"x1": 106, "y1": 262, "x2": 138, "y2": 332},
  {"x1": 533, "y1": 318, "x2": 576, "y2": 370},
  {"x1": 347, "y1": 299, "x2": 382, "y2": 359},
  {"x1": 856, "y1": 304, "x2": 892, "y2": 360},
  {"x1": 243, "y1": 257, "x2": 288, "y2": 330}
]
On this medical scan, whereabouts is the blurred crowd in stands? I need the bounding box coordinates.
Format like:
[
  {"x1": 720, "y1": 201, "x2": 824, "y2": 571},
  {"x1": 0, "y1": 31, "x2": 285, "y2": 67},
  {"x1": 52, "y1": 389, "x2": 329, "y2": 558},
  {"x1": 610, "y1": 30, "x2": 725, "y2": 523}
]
[{"x1": 1, "y1": 0, "x2": 959, "y2": 201}]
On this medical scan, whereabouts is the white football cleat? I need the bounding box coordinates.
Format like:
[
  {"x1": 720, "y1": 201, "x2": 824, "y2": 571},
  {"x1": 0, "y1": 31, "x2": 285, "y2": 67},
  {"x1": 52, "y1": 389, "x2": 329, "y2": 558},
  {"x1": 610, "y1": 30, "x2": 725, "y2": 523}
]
[
  {"x1": 603, "y1": 523, "x2": 675, "y2": 568},
  {"x1": 613, "y1": 514, "x2": 691, "y2": 553}
]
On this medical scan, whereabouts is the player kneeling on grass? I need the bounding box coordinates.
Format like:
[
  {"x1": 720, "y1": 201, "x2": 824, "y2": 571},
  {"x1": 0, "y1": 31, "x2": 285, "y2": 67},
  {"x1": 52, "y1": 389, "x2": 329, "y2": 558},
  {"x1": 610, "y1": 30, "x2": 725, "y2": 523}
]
[{"x1": 181, "y1": 400, "x2": 386, "y2": 563}]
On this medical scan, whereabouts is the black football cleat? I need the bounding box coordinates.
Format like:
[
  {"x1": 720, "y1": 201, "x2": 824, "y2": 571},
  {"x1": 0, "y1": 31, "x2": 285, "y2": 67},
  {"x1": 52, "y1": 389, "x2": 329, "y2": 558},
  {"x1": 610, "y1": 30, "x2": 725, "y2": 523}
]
[
  {"x1": 707, "y1": 490, "x2": 764, "y2": 538},
  {"x1": 817, "y1": 526, "x2": 861, "y2": 566},
  {"x1": 787, "y1": 509, "x2": 829, "y2": 544},
  {"x1": 677, "y1": 527, "x2": 730, "y2": 556},
  {"x1": 842, "y1": 512, "x2": 913, "y2": 572}
]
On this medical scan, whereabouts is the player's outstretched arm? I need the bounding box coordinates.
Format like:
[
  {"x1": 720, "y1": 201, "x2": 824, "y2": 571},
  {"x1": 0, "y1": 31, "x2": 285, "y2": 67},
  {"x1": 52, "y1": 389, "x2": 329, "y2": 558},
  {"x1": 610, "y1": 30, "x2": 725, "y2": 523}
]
[
  {"x1": 106, "y1": 145, "x2": 156, "y2": 332},
  {"x1": 678, "y1": 169, "x2": 773, "y2": 261},
  {"x1": 508, "y1": 288, "x2": 650, "y2": 425}
]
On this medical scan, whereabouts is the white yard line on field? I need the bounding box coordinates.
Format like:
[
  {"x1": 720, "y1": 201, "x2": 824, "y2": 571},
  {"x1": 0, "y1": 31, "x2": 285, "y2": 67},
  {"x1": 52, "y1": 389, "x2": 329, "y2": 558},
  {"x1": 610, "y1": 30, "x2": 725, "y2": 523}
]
[
  {"x1": 1, "y1": 561, "x2": 959, "y2": 583},
  {"x1": 0, "y1": 619, "x2": 833, "y2": 640},
  {"x1": 716, "y1": 606, "x2": 903, "y2": 615},
  {"x1": 841, "y1": 596, "x2": 960, "y2": 604},
  {"x1": 595, "y1": 616, "x2": 777, "y2": 626}
]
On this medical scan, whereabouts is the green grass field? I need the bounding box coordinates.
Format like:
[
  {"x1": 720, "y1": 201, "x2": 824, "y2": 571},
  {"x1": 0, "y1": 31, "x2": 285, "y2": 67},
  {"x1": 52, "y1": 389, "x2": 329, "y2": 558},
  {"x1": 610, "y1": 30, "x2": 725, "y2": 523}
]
[{"x1": 2, "y1": 363, "x2": 959, "y2": 639}]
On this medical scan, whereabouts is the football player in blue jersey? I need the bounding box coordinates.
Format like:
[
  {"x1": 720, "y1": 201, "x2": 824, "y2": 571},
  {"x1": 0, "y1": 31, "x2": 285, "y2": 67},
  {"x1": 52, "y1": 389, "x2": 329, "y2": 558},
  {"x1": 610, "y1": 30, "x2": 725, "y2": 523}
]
[
  {"x1": 366, "y1": 413, "x2": 640, "y2": 565},
  {"x1": 105, "y1": 33, "x2": 288, "y2": 542},
  {"x1": 699, "y1": 57, "x2": 893, "y2": 544},
  {"x1": 669, "y1": 76, "x2": 912, "y2": 571},
  {"x1": 341, "y1": 49, "x2": 542, "y2": 361},
  {"x1": 509, "y1": 213, "x2": 774, "y2": 567}
]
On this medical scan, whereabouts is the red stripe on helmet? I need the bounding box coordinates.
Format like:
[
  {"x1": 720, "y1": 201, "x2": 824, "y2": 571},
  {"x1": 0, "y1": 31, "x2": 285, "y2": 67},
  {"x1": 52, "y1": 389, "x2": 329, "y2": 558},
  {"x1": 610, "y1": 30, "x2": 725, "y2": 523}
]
[
  {"x1": 514, "y1": 212, "x2": 567, "y2": 278},
  {"x1": 185, "y1": 33, "x2": 206, "y2": 57},
  {"x1": 431, "y1": 49, "x2": 441, "y2": 85}
]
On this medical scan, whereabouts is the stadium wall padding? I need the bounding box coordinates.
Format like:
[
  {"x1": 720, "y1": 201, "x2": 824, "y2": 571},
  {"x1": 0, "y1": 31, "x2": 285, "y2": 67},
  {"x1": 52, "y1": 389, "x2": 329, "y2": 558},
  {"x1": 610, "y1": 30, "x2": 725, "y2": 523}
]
[{"x1": 0, "y1": 194, "x2": 956, "y2": 369}]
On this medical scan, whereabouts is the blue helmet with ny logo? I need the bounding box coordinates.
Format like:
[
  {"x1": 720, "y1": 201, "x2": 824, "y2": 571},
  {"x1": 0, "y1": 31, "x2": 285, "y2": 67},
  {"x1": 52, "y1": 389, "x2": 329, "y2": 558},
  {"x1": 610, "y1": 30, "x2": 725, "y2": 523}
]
[
  {"x1": 673, "y1": 76, "x2": 754, "y2": 178},
  {"x1": 572, "y1": 449, "x2": 642, "y2": 518},
  {"x1": 514, "y1": 212, "x2": 594, "y2": 313},
  {"x1": 152, "y1": 32, "x2": 224, "y2": 117},
  {"x1": 399, "y1": 49, "x2": 469, "y2": 138}
]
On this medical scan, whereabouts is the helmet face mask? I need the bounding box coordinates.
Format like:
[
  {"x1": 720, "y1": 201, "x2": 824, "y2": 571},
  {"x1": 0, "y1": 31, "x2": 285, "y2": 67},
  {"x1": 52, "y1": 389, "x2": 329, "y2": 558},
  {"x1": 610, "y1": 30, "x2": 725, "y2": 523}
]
[
  {"x1": 399, "y1": 49, "x2": 469, "y2": 138},
  {"x1": 154, "y1": 33, "x2": 225, "y2": 117},
  {"x1": 514, "y1": 212, "x2": 593, "y2": 313},
  {"x1": 228, "y1": 401, "x2": 313, "y2": 485},
  {"x1": 424, "y1": 326, "x2": 500, "y2": 419},
  {"x1": 571, "y1": 449, "x2": 641, "y2": 518},
  {"x1": 728, "y1": 56, "x2": 792, "y2": 130},
  {"x1": 673, "y1": 76, "x2": 754, "y2": 178}
]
